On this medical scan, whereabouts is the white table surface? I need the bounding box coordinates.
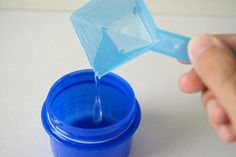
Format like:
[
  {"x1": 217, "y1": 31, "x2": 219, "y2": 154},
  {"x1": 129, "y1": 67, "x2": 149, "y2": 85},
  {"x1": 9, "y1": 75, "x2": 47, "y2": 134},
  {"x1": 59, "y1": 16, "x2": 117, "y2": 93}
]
[{"x1": 0, "y1": 10, "x2": 236, "y2": 157}]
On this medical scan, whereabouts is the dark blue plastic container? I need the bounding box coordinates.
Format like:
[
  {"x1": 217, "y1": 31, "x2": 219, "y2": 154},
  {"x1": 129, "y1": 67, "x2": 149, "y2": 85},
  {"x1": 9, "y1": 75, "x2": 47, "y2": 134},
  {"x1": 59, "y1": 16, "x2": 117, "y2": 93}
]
[{"x1": 41, "y1": 70, "x2": 141, "y2": 157}]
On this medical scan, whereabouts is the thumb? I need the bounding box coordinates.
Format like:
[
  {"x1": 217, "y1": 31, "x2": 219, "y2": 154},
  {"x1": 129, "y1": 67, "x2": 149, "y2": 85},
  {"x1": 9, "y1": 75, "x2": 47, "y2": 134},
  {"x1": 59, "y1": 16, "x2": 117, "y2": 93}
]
[{"x1": 188, "y1": 34, "x2": 236, "y2": 130}]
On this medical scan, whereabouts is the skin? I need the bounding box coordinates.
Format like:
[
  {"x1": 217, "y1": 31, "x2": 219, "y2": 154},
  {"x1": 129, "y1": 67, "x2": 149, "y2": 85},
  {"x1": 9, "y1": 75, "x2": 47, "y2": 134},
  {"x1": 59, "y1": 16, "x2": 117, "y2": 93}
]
[{"x1": 178, "y1": 34, "x2": 236, "y2": 143}]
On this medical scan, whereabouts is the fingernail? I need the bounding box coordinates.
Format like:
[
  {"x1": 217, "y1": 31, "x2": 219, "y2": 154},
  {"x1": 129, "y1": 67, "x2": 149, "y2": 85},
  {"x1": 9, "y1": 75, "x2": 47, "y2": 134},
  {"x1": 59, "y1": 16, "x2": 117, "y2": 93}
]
[
  {"x1": 218, "y1": 125, "x2": 234, "y2": 143},
  {"x1": 206, "y1": 99, "x2": 218, "y2": 115},
  {"x1": 188, "y1": 35, "x2": 213, "y2": 63}
]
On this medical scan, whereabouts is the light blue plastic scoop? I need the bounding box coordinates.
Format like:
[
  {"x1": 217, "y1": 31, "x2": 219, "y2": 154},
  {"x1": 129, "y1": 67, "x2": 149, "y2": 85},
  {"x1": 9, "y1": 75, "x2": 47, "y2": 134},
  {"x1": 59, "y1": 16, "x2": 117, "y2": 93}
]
[{"x1": 71, "y1": 0, "x2": 190, "y2": 77}]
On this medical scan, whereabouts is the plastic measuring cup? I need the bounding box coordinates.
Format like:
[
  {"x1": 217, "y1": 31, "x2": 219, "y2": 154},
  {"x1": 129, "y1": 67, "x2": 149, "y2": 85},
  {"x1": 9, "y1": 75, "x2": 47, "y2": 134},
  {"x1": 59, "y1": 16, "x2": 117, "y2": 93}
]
[
  {"x1": 71, "y1": 0, "x2": 190, "y2": 77},
  {"x1": 41, "y1": 70, "x2": 141, "y2": 157}
]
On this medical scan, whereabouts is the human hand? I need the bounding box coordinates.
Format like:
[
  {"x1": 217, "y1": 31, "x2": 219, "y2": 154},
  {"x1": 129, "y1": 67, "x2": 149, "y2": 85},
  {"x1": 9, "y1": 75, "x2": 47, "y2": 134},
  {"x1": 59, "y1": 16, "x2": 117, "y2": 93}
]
[{"x1": 179, "y1": 34, "x2": 236, "y2": 143}]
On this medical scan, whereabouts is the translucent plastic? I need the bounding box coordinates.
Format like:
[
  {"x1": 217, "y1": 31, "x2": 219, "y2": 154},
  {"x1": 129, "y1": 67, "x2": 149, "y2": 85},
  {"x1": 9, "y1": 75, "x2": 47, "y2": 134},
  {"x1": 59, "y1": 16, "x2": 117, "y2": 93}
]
[
  {"x1": 41, "y1": 70, "x2": 141, "y2": 157},
  {"x1": 71, "y1": 0, "x2": 190, "y2": 77}
]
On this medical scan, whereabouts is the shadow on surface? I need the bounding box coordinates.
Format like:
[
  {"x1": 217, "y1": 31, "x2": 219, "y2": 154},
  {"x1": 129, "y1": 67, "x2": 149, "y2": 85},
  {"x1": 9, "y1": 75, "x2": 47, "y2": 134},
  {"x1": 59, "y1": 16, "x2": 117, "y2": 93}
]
[{"x1": 129, "y1": 104, "x2": 204, "y2": 157}]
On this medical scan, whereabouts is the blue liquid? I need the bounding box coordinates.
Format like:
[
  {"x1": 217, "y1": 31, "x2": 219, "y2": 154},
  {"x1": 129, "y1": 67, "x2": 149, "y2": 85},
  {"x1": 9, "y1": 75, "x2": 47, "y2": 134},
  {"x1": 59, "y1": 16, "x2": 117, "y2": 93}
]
[
  {"x1": 70, "y1": 117, "x2": 114, "y2": 129},
  {"x1": 93, "y1": 28, "x2": 151, "y2": 77},
  {"x1": 91, "y1": 11, "x2": 152, "y2": 77}
]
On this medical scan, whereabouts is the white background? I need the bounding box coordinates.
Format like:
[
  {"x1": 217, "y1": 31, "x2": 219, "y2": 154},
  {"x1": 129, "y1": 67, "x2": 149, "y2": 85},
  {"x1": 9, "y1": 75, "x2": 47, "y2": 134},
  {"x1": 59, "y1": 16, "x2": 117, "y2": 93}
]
[
  {"x1": 0, "y1": 0, "x2": 236, "y2": 17},
  {"x1": 0, "y1": 1, "x2": 236, "y2": 157}
]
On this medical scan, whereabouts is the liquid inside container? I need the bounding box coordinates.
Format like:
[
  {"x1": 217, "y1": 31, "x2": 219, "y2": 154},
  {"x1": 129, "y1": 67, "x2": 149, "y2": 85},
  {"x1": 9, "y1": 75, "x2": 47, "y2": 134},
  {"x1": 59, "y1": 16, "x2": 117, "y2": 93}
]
[
  {"x1": 41, "y1": 70, "x2": 141, "y2": 157},
  {"x1": 71, "y1": 0, "x2": 190, "y2": 77},
  {"x1": 71, "y1": 117, "x2": 113, "y2": 129}
]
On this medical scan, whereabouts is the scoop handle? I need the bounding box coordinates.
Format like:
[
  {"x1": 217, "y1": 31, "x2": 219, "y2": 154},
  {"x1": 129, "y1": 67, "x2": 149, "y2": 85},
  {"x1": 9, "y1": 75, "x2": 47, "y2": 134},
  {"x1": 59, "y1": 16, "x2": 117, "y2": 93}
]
[{"x1": 151, "y1": 29, "x2": 190, "y2": 62}]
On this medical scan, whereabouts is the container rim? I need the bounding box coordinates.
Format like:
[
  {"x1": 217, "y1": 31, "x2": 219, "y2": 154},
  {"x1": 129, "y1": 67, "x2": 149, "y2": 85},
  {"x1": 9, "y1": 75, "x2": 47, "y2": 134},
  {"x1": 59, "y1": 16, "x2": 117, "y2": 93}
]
[{"x1": 41, "y1": 70, "x2": 139, "y2": 145}]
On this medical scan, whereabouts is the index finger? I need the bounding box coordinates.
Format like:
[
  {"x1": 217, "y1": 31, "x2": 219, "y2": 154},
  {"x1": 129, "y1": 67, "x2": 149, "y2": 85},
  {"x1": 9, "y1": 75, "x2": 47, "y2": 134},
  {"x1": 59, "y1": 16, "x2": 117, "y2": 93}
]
[{"x1": 215, "y1": 34, "x2": 236, "y2": 51}]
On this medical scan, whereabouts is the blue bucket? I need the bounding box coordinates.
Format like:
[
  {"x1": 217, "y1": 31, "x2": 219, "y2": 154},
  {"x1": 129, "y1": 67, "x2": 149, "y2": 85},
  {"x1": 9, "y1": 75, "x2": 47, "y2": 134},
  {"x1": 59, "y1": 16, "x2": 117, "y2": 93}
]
[{"x1": 41, "y1": 70, "x2": 141, "y2": 157}]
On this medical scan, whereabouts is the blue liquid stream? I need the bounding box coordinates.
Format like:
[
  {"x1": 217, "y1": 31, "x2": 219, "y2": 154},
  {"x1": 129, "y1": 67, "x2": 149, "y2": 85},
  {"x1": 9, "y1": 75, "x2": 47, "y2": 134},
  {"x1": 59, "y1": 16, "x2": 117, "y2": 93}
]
[{"x1": 93, "y1": 75, "x2": 103, "y2": 124}]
